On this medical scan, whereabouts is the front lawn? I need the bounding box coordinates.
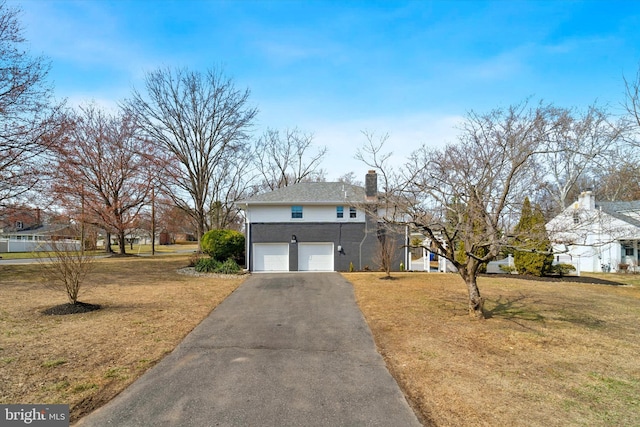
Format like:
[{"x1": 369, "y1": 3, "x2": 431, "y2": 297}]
[
  {"x1": 345, "y1": 272, "x2": 640, "y2": 427},
  {"x1": 0, "y1": 255, "x2": 243, "y2": 423}
]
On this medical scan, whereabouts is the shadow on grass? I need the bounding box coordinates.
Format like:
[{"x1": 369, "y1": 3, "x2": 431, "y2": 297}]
[
  {"x1": 484, "y1": 294, "x2": 545, "y2": 329},
  {"x1": 481, "y1": 273, "x2": 626, "y2": 286},
  {"x1": 555, "y1": 310, "x2": 606, "y2": 329}
]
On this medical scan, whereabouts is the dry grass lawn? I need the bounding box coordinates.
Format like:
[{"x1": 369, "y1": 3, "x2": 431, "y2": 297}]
[
  {"x1": 344, "y1": 272, "x2": 640, "y2": 427},
  {"x1": 3, "y1": 258, "x2": 638, "y2": 426},
  {"x1": 0, "y1": 255, "x2": 244, "y2": 423}
]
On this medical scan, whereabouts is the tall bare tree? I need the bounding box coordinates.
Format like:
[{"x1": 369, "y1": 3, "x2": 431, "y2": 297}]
[
  {"x1": 209, "y1": 148, "x2": 254, "y2": 230},
  {"x1": 0, "y1": 1, "x2": 65, "y2": 206},
  {"x1": 356, "y1": 132, "x2": 409, "y2": 276},
  {"x1": 541, "y1": 105, "x2": 622, "y2": 213},
  {"x1": 125, "y1": 67, "x2": 258, "y2": 249},
  {"x1": 624, "y1": 65, "x2": 640, "y2": 132},
  {"x1": 52, "y1": 104, "x2": 157, "y2": 255},
  {"x1": 591, "y1": 143, "x2": 640, "y2": 202},
  {"x1": 254, "y1": 127, "x2": 327, "y2": 191},
  {"x1": 402, "y1": 102, "x2": 559, "y2": 318}
]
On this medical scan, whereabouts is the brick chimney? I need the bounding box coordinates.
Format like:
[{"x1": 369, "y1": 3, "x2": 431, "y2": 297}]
[{"x1": 365, "y1": 170, "x2": 377, "y2": 201}]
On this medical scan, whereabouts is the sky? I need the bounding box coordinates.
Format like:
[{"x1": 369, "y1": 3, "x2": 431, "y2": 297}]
[{"x1": 8, "y1": 0, "x2": 640, "y2": 181}]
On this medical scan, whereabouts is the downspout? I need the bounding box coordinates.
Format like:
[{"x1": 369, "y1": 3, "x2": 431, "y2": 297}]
[
  {"x1": 245, "y1": 202, "x2": 250, "y2": 271},
  {"x1": 405, "y1": 225, "x2": 409, "y2": 271},
  {"x1": 359, "y1": 213, "x2": 369, "y2": 270}
]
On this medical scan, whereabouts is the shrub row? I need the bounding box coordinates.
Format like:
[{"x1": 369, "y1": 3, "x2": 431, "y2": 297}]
[{"x1": 194, "y1": 258, "x2": 242, "y2": 274}]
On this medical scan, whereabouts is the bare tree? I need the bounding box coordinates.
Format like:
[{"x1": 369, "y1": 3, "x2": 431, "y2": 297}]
[
  {"x1": 624, "y1": 65, "x2": 640, "y2": 132},
  {"x1": 52, "y1": 104, "x2": 157, "y2": 255},
  {"x1": 254, "y1": 127, "x2": 327, "y2": 191},
  {"x1": 356, "y1": 132, "x2": 408, "y2": 277},
  {"x1": 403, "y1": 102, "x2": 559, "y2": 319},
  {"x1": 209, "y1": 148, "x2": 254, "y2": 230},
  {"x1": 541, "y1": 105, "x2": 622, "y2": 213},
  {"x1": 337, "y1": 171, "x2": 362, "y2": 186},
  {"x1": 125, "y1": 67, "x2": 258, "y2": 250},
  {"x1": 0, "y1": 1, "x2": 65, "y2": 206},
  {"x1": 592, "y1": 143, "x2": 640, "y2": 201},
  {"x1": 38, "y1": 229, "x2": 95, "y2": 305}
]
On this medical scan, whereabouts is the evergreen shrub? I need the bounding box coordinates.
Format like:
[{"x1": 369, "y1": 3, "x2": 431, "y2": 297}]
[{"x1": 201, "y1": 229, "x2": 245, "y2": 263}]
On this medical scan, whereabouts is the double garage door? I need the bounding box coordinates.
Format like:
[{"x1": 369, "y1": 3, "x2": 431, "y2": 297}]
[{"x1": 253, "y1": 243, "x2": 334, "y2": 272}]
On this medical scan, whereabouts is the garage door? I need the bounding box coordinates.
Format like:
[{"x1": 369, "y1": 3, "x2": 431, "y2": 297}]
[
  {"x1": 254, "y1": 243, "x2": 289, "y2": 271},
  {"x1": 298, "y1": 243, "x2": 334, "y2": 271}
]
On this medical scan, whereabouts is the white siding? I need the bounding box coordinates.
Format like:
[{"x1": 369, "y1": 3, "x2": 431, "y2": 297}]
[{"x1": 246, "y1": 205, "x2": 364, "y2": 223}]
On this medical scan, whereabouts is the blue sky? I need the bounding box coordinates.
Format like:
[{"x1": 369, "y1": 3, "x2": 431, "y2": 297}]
[{"x1": 10, "y1": 0, "x2": 640, "y2": 180}]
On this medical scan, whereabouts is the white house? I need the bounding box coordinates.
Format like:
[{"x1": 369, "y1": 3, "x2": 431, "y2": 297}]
[
  {"x1": 546, "y1": 191, "x2": 640, "y2": 273},
  {"x1": 0, "y1": 224, "x2": 80, "y2": 253}
]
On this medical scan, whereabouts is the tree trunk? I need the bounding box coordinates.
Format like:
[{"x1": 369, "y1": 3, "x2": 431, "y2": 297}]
[
  {"x1": 105, "y1": 232, "x2": 113, "y2": 253},
  {"x1": 465, "y1": 276, "x2": 485, "y2": 319},
  {"x1": 196, "y1": 220, "x2": 205, "y2": 253},
  {"x1": 118, "y1": 232, "x2": 126, "y2": 255}
]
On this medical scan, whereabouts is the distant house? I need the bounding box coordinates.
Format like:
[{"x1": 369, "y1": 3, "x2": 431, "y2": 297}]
[
  {"x1": 546, "y1": 191, "x2": 640, "y2": 273},
  {"x1": 0, "y1": 208, "x2": 79, "y2": 253},
  {"x1": 236, "y1": 171, "x2": 409, "y2": 272}
]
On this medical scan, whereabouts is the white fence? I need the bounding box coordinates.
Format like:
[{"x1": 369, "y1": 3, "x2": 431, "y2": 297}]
[{"x1": 0, "y1": 239, "x2": 81, "y2": 253}]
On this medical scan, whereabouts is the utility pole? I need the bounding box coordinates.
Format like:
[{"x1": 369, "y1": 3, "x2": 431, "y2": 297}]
[
  {"x1": 81, "y1": 187, "x2": 85, "y2": 256},
  {"x1": 151, "y1": 186, "x2": 155, "y2": 256}
]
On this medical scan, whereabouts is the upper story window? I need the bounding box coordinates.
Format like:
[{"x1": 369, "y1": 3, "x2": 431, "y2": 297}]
[
  {"x1": 572, "y1": 211, "x2": 580, "y2": 224},
  {"x1": 349, "y1": 207, "x2": 357, "y2": 218},
  {"x1": 336, "y1": 206, "x2": 344, "y2": 218},
  {"x1": 291, "y1": 205, "x2": 303, "y2": 219}
]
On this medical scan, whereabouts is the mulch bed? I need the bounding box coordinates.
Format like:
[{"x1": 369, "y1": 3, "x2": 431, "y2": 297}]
[{"x1": 42, "y1": 301, "x2": 102, "y2": 315}]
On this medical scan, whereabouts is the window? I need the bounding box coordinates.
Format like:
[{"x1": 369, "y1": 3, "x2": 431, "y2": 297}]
[
  {"x1": 572, "y1": 211, "x2": 580, "y2": 224},
  {"x1": 291, "y1": 206, "x2": 303, "y2": 219},
  {"x1": 16, "y1": 221, "x2": 23, "y2": 230},
  {"x1": 625, "y1": 247, "x2": 634, "y2": 256},
  {"x1": 349, "y1": 207, "x2": 357, "y2": 218},
  {"x1": 336, "y1": 206, "x2": 344, "y2": 218}
]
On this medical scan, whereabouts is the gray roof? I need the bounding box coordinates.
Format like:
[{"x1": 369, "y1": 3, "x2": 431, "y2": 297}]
[
  {"x1": 597, "y1": 201, "x2": 640, "y2": 228},
  {"x1": 238, "y1": 182, "x2": 366, "y2": 206},
  {"x1": 0, "y1": 224, "x2": 72, "y2": 236}
]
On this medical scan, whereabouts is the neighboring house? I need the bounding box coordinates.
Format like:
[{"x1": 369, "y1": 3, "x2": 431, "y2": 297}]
[
  {"x1": 407, "y1": 231, "x2": 456, "y2": 272},
  {"x1": 0, "y1": 223, "x2": 79, "y2": 253},
  {"x1": 546, "y1": 191, "x2": 640, "y2": 273},
  {"x1": 236, "y1": 170, "x2": 409, "y2": 272}
]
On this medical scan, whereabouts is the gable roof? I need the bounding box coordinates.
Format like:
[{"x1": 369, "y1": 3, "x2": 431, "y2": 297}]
[
  {"x1": 597, "y1": 201, "x2": 640, "y2": 228},
  {"x1": 238, "y1": 182, "x2": 366, "y2": 206},
  {"x1": 0, "y1": 223, "x2": 74, "y2": 237}
]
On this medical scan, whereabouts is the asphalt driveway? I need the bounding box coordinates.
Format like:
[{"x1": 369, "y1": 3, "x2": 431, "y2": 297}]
[{"x1": 74, "y1": 273, "x2": 421, "y2": 426}]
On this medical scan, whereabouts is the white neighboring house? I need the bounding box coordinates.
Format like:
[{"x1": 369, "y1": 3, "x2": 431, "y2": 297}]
[
  {"x1": 546, "y1": 191, "x2": 640, "y2": 273},
  {"x1": 0, "y1": 224, "x2": 81, "y2": 253}
]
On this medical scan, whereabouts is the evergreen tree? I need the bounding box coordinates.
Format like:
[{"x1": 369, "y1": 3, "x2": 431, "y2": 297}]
[{"x1": 513, "y1": 197, "x2": 553, "y2": 276}]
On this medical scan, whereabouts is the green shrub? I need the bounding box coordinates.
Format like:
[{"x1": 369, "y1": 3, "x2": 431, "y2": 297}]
[
  {"x1": 216, "y1": 259, "x2": 242, "y2": 274},
  {"x1": 549, "y1": 263, "x2": 576, "y2": 277},
  {"x1": 513, "y1": 197, "x2": 553, "y2": 276},
  {"x1": 499, "y1": 264, "x2": 517, "y2": 274},
  {"x1": 201, "y1": 229, "x2": 245, "y2": 262},
  {"x1": 195, "y1": 257, "x2": 221, "y2": 273},
  {"x1": 194, "y1": 257, "x2": 242, "y2": 274}
]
